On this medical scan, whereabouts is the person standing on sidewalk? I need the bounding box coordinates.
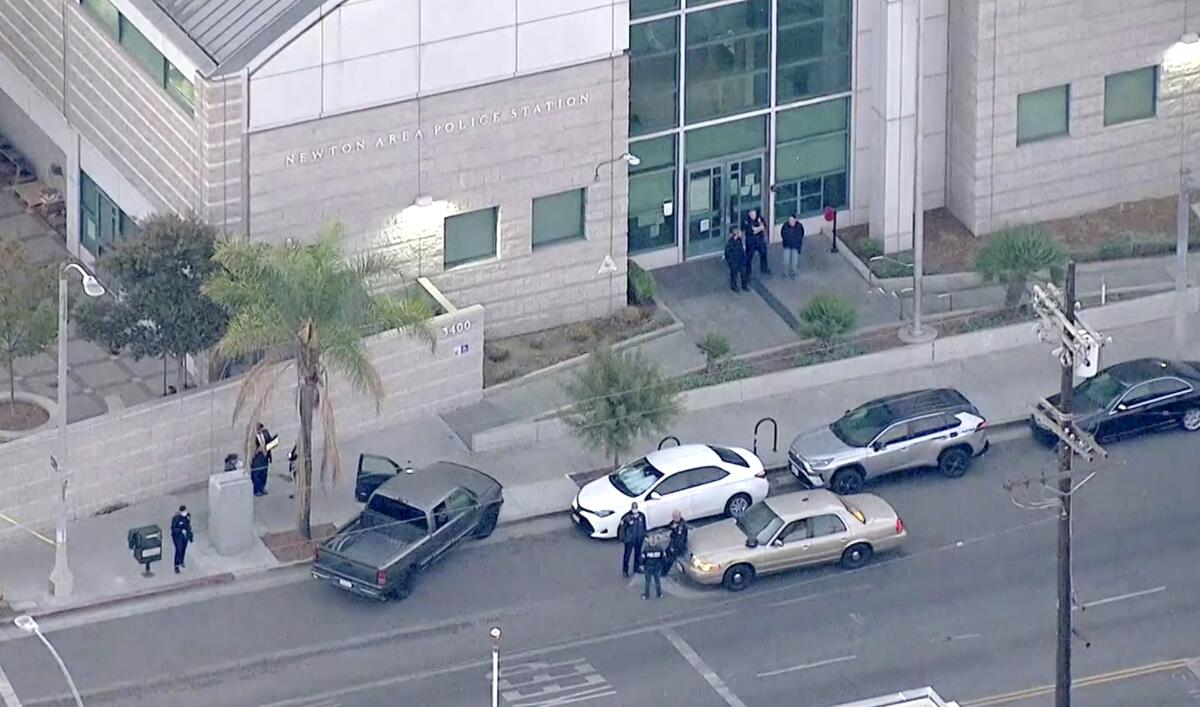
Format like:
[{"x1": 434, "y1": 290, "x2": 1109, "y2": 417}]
[
  {"x1": 619, "y1": 502, "x2": 647, "y2": 577},
  {"x1": 171, "y1": 505, "x2": 194, "y2": 574},
  {"x1": 724, "y1": 228, "x2": 750, "y2": 293},
  {"x1": 780, "y1": 214, "x2": 805, "y2": 279},
  {"x1": 744, "y1": 208, "x2": 771, "y2": 278},
  {"x1": 641, "y1": 535, "x2": 666, "y2": 599},
  {"x1": 251, "y1": 422, "x2": 276, "y2": 496},
  {"x1": 664, "y1": 511, "x2": 689, "y2": 577}
]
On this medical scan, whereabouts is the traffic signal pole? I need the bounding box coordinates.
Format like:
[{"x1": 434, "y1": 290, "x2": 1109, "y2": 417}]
[{"x1": 1055, "y1": 262, "x2": 1076, "y2": 707}]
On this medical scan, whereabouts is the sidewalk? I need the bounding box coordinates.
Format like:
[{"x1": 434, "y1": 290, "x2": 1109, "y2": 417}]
[{"x1": 1, "y1": 312, "x2": 1195, "y2": 616}]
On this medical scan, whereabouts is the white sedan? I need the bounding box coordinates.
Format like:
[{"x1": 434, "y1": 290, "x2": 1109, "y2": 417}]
[{"x1": 570, "y1": 444, "x2": 769, "y2": 539}]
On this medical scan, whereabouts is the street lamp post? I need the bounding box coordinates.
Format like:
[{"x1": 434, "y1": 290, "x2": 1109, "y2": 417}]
[
  {"x1": 490, "y1": 626, "x2": 502, "y2": 707},
  {"x1": 48, "y1": 263, "x2": 105, "y2": 597},
  {"x1": 900, "y1": 0, "x2": 936, "y2": 344},
  {"x1": 1176, "y1": 168, "x2": 1193, "y2": 359},
  {"x1": 13, "y1": 615, "x2": 85, "y2": 707}
]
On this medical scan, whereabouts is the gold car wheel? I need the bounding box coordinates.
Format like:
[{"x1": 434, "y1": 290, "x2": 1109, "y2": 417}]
[
  {"x1": 841, "y1": 544, "x2": 873, "y2": 570},
  {"x1": 723, "y1": 564, "x2": 754, "y2": 591}
]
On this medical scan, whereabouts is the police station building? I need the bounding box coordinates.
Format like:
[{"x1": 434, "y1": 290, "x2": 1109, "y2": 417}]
[{"x1": 0, "y1": 0, "x2": 1196, "y2": 334}]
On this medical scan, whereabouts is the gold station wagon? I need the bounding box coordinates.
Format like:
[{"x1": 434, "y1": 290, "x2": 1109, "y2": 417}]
[{"x1": 683, "y1": 489, "x2": 907, "y2": 591}]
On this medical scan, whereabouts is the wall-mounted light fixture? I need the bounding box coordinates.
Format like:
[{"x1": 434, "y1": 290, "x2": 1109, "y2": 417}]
[{"x1": 593, "y1": 152, "x2": 641, "y2": 182}]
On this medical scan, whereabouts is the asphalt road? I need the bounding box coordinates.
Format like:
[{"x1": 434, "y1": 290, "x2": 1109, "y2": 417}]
[{"x1": 2, "y1": 431, "x2": 1200, "y2": 707}]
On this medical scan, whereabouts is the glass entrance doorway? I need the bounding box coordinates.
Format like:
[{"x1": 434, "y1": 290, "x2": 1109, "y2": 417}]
[{"x1": 685, "y1": 155, "x2": 764, "y2": 258}]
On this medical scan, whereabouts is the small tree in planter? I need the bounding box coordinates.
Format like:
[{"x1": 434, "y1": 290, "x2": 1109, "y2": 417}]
[
  {"x1": 697, "y1": 333, "x2": 732, "y2": 371},
  {"x1": 563, "y1": 346, "x2": 681, "y2": 469},
  {"x1": 975, "y1": 225, "x2": 1066, "y2": 308},
  {"x1": 798, "y1": 295, "x2": 857, "y2": 355},
  {"x1": 0, "y1": 237, "x2": 56, "y2": 416}
]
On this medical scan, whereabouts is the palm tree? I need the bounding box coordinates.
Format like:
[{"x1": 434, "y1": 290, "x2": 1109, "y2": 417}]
[{"x1": 203, "y1": 224, "x2": 434, "y2": 538}]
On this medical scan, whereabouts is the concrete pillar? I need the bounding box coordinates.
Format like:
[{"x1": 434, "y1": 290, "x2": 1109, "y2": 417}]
[{"x1": 869, "y1": 0, "x2": 919, "y2": 253}]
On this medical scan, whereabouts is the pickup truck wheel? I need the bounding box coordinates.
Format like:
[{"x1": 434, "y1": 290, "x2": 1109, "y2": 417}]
[
  {"x1": 473, "y1": 507, "x2": 500, "y2": 539},
  {"x1": 390, "y1": 568, "x2": 416, "y2": 600}
]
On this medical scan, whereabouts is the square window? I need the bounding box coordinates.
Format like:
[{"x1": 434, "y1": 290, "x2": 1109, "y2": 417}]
[
  {"x1": 1017, "y1": 84, "x2": 1069, "y2": 145},
  {"x1": 532, "y1": 189, "x2": 586, "y2": 248},
  {"x1": 80, "y1": 0, "x2": 119, "y2": 37},
  {"x1": 120, "y1": 17, "x2": 166, "y2": 84},
  {"x1": 166, "y1": 63, "x2": 196, "y2": 113},
  {"x1": 443, "y1": 207, "x2": 498, "y2": 267},
  {"x1": 1104, "y1": 66, "x2": 1157, "y2": 126}
]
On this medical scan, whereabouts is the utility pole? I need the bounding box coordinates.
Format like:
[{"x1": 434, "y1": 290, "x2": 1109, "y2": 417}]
[
  {"x1": 1027, "y1": 262, "x2": 1109, "y2": 707},
  {"x1": 1175, "y1": 167, "x2": 1192, "y2": 360},
  {"x1": 900, "y1": 0, "x2": 935, "y2": 344}
]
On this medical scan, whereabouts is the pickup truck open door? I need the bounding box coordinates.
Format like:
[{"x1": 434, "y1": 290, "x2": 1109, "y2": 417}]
[{"x1": 355, "y1": 453, "x2": 405, "y2": 502}]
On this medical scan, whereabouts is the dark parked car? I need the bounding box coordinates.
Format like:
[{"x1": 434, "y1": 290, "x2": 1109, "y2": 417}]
[
  {"x1": 1031, "y1": 358, "x2": 1200, "y2": 444},
  {"x1": 311, "y1": 455, "x2": 503, "y2": 601}
]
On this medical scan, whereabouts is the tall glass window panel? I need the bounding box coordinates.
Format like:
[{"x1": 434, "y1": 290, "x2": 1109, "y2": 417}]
[
  {"x1": 684, "y1": 0, "x2": 770, "y2": 124},
  {"x1": 774, "y1": 98, "x2": 849, "y2": 220},
  {"x1": 443, "y1": 207, "x2": 498, "y2": 267},
  {"x1": 80, "y1": 172, "x2": 101, "y2": 256},
  {"x1": 81, "y1": 0, "x2": 119, "y2": 37},
  {"x1": 776, "y1": 0, "x2": 852, "y2": 104},
  {"x1": 630, "y1": 18, "x2": 680, "y2": 136},
  {"x1": 632, "y1": 0, "x2": 679, "y2": 19},
  {"x1": 1104, "y1": 66, "x2": 1157, "y2": 126},
  {"x1": 685, "y1": 114, "x2": 766, "y2": 164},
  {"x1": 533, "y1": 189, "x2": 587, "y2": 248},
  {"x1": 1017, "y1": 85, "x2": 1069, "y2": 145},
  {"x1": 628, "y1": 136, "x2": 677, "y2": 253},
  {"x1": 166, "y1": 64, "x2": 196, "y2": 113},
  {"x1": 119, "y1": 17, "x2": 166, "y2": 84}
]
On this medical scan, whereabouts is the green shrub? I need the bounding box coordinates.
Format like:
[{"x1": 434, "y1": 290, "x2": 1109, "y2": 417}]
[
  {"x1": 975, "y1": 225, "x2": 1066, "y2": 308},
  {"x1": 858, "y1": 239, "x2": 885, "y2": 259},
  {"x1": 697, "y1": 333, "x2": 731, "y2": 367},
  {"x1": 798, "y1": 295, "x2": 858, "y2": 347},
  {"x1": 565, "y1": 322, "x2": 595, "y2": 343},
  {"x1": 627, "y1": 262, "x2": 657, "y2": 306},
  {"x1": 484, "y1": 343, "x2": 510, "y2": 363},
  {"x1": 1095, "y1": 232, "x2": 1134, "y2": 260}
]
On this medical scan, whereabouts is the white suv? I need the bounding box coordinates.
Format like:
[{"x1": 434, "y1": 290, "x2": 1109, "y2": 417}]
[{"x1": 570, "y1": 444, "x2": 769, "y2": 539}]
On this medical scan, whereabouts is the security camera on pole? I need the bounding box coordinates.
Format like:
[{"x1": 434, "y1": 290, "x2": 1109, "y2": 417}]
[{"x1": 1024, "y1": 262, "x2": 1111, "y2": 707}]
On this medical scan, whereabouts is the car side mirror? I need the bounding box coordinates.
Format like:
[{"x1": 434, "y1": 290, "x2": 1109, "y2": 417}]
[
  {"x1": 771, "y1": 539, "x2": 784, "y2": 547},
  {"x1": 1116, "y1": 404, "x2": 1127, "y2": 412},
  {"x1": 745, "y1": 538, "x2": 759, "y2": 548},
  {"x1": 648, "y1": 492, "x2": 662, "y2": 500},
  {"x1": 872, "y1": 442, "x2": 884, "y2": 452}
]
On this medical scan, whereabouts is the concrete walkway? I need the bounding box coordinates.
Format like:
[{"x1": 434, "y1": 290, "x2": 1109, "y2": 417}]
[
  {"x1": 0, "y1": 192, "x2": 163, "y2": 425},
  {"x1": 2, "y1": 312, "x2": 1194, "y2": 615}
]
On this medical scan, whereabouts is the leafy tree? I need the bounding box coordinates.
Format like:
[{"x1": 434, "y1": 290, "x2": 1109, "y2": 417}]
[
  {"x1": 563, "y1": 346, "x2": 680, "y2": 468},
  {"x1": 975, "y1": 225, "x2": 1067, "y2": 308},
  {"x1": 203, "y1": 224, "x2": 435, "y2": 538},
  {"x1": 798, "y1": 295, "x2": 857, "y2": 350},
  {"x1": 74, "y1": 213, "x2": 228, "y2": 392},
  {"x1": 0, "y1": 237, "x2": 56, "y2": 413}
]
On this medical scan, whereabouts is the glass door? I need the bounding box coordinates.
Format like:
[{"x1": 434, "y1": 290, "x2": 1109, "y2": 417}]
[
  {"x1": 685, "y1": 155, "x2": 765, "y2": 259},
  {"x1": 685, "y1": 165, "x2": 724, "y2": 258}
]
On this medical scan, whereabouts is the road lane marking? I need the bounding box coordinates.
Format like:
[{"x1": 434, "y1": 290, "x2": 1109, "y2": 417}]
[
  {"x1": 661, "y1": 627, "x2": 747, "y2": 707},
  {"x1": 962, "y1": 657, "x2": 1193, "y2": 706},
  {"x1": 491, "y1": 658, "x2": 616, "y2": 706},
  {"x1": 1075, "y1": 585, "x2": 1166, "y2": 611},
  {"x1": 755, "y1": 654, "x2": 856, "y2": 678},
  {"x1": 0, "y1": 663, "x2": 23, "y2": 707},
  {"x1": 931, "y1": 633, "x2": 982, "y2": 643}
]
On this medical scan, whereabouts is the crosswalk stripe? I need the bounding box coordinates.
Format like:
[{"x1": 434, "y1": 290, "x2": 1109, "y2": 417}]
[{"x1": 0, "y1": 663, "x2": 24, "y2": 707}]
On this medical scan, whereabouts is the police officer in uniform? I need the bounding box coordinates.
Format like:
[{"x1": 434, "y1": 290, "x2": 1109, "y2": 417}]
[
  {"x1": 641, "y1": 535, "x2": 666, "y2": 600},
  {"x1": 665, "y1": 510, "x2": 689, "y2": 577},
  {"x1": 618, "y1": 502, "x2": 647, "y2": 577},
  {"x1": 171, "y1": 505, "x2": 194, "y2": 574}
]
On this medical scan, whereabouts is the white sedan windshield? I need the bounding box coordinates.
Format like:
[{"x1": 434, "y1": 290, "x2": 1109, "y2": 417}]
[{"x1": 609, "y1": 458, "x2": 663, "y2": 497}]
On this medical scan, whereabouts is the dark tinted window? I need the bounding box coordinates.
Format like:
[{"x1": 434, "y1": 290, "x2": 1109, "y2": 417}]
[
  {"x1": 831, "y1": 404, "x2": 894, "y2": 446},
  {"x1": 1121, "y1": 383, "x2": 1157, "y2": 406},
  {"x1": 655, "y1": 469, "x2": 702, "y2": 495},
  {"x1": 709, "y1": 446, "x2": 749, "y2": 467},
  {"x1": 365, "y1": 496, "x2": 428, "y2": 534},
  {"x1": 809, "y1": 514, "x2": 847, "y2": 538},
  {"x1": 875, "y1": 423, "x2": 910, "y2": 446},
  {"x1": 692, "y1": 466, "x2": 729, "y2": 484},
  {"x1": 1147, "y1": 378, "x2": 1191, "y2": 398},
  {"x1": 909, "y1": 414, "x2": 955, "y2": 437}
]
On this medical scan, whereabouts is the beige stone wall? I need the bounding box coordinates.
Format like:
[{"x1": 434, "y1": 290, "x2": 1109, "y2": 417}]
[
  {"x1": 246, "y1": 57, "x2": 629, "y2": 336},
  {"x1": 0, "y1": 306, "x2": 483, "y2": 543},
  {"x1": 946, "y1": 0, "x2": 1197, "y2": 236}
]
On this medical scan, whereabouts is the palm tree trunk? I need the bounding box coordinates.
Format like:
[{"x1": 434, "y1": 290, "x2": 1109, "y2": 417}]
[
  {"x1": 296, "y1": 374, "x2": 317, "y2": 540},
  {"x1": 176, "y1": 355, "x2": 187, "y2": 392},
  {"x1": 1005, "y1": 281, "x2": 1024, "y2": 309},
  {"x1": 7, "y1": 357, "x2": 15, "y2": 416}
]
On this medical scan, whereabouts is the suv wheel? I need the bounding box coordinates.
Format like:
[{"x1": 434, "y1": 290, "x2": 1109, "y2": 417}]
[
  {"x1": 937, "y1": 447, "x2": 972, "y2": 479},
  {"x1": 1182, "y1": 408, "x2": 1200, "y2": 432},
  {"x1": 722, "y1": 564, "x2": 755, "y2": 591},
  {"x1": 830, "y1": 467, "x2": 865, "y2": 495}
]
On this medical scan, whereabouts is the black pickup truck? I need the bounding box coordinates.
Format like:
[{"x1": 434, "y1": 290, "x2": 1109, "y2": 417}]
[{"x1": 311, "y1": 454, "x2": 503, "y2": 600}]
